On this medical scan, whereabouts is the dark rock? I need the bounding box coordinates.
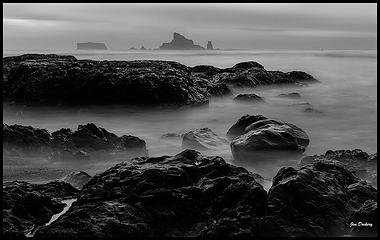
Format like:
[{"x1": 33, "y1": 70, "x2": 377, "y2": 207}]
[
  {"x1": 3, "y1": 54, "x2": 317, "y2": 105},
  {"x1": 3, "y1": 55, "x2": 209, "y2": 106},
  {"x1": 233, "y1": 93, "x2": 264, "y2": 103},
  {"x1": 77, "y1": 42, "x2": 107, "y2": 50},
  {"x1": 3, "y1": 123, "x2": 148, "y2": 158},
  {"x1": 62, "y1": 171, "x2": 92, "y2": 190},
  {"x1": 277, "y1": 92, "x2": 301, "y2": 98},
  {"x1": 140, "y1": 46, "x2": 146, "y2": 50},
  {"x1": 287, "y1": 71, "x2": 316, "y2": 82},
  {"x1": 206, "y1": 41, "x2": 213, "y2": 50},
  {"x1": 299, "y1": 149, "x2": 377, "y2": 187},
  {"x1": 226, "y1": 114, "x2": 267, "y2": 140},
  {"x1": 228, "y1": 115, "x2": 309, "y2": 161},
  {"x1": 182, "y1": 128, "x2": 228, "y2": 150},
  {"x1": 3, "y1": 124, "x2": 53, "y2": 154},
  {"x1": 159, "y1": 32, "x2": 205, "y2": 50},
  {"x1": 3, "y1": 181, "x2": 79, "y2": 237},
  {"x1": 34, "y1": 150, "x2": 267, "y2": 237},
  {"x1": 230, "y1": 61, "x2": 265, "y2": 70},
  {"x1": 260, "y1": 162, "x2": 377, "y2": 237}
]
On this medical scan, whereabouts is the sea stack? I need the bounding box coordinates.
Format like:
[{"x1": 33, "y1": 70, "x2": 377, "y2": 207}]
[
  {"x1": 159, "y1": 32, "x2": 205, "y2": 50},
  {"x1": 207, "y1": 41, "x2": 213, "y2": 50},
  {"x1": 77, "y1": 42, "x2": 107, "y2": 50}
]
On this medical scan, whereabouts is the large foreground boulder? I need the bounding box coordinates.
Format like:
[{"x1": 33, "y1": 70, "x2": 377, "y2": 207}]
[
  {"x1": 182, "y1": 128, "x2": 228, "y2": 150},
  {"x1": 34, "y1": 150, "x2": 267, "y2": 237},
  {"x1": 300, "y1": 149, "x2": 377, "y2": 187},
  {"x1": 3, "y1": 181, "x2": 79, "y2": 238},
  {"x1": 227, "y1": 115, "x2": 309, "y2": 161},
  {"x1": 3, "y1": 54, "x2": 317, "y2": 106},
  {"x1": 258, "y1": 161, "x2": 377, "y2": 237}
]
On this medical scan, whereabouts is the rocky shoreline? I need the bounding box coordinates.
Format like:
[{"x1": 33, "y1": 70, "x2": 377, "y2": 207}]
[
  {"x1": 2, "y1": 54, "x2": 376, "y2": 237},
  {"x1": 2, "y1": 121, "x2": 377, "y2": 237},
  {"x1": 3, "y1": 148, "x2": 377, "y2": 237},
  {"x1": 3, "y1": 54, "x2": 317, "y2": 106}
]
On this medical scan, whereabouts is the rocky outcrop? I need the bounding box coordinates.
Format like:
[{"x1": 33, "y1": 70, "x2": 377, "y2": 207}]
[
  {"x1": 258, "y1": 162, "x2": 377, "y2": 237},
  {"x1": 182, "y1": 128, "x2": 228, "y2": 150},
  {"x1": 227, "y1": 115, "x2": 309, "y2": 161},
  {"x1": 3, "y1": 54, "x2": 317, "y2": 106},
  {"x1": 4, "y1": 151, "x2": 377, "y2": 237},
  {"x1": 206, "y1": 41, "x2": 213, "y2": 50},
  {"x1": 62, "y1": 171, "x2": 92, "y2": 190},
  {"x1": 299, "y1": 149, "x2": 377, "y2": 187},
  {"x1": 277, "y1": 92, "x2": 301, "y2": 98},
  {"x1": 3, "y1": 181, "x2": 79, "y2": 238},
  {"x1": 3, "y1": 54, "x2": 208, "y2": 106},
  {"x1": 77, "y1": 42, "x2": 107, "y2": 50},
  {"x1": 159, "y1": 32, "x2": 205, "y2": 50},
  {"x1": 34, "y1": 150, "x2": 267, "y2": 237},
  {"x1": 3, "y1": 123, "x2": 148, "y2": 159},
  {"x1": 233, "y1": 93, "x2": 264, "y2": 103}
]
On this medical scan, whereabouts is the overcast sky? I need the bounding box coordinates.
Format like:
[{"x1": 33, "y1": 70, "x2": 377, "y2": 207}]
[{"x1": 3, "y1": 3, "x2": 377, "y2": 51}]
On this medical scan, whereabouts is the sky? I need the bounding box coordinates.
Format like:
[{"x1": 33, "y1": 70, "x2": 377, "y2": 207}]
[{"x1": 3, "y1": 3, "x2": 377, "y2": 51}]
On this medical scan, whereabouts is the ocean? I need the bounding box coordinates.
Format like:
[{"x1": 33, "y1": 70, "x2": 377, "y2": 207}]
[{"x1": 2, "y1": 49, "x2": 377, "y2": 185}]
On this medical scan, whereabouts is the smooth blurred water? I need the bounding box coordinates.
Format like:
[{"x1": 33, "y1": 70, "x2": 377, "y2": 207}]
[{"x1": 3, "y1": 49, "x2": 377, "y2": 182}]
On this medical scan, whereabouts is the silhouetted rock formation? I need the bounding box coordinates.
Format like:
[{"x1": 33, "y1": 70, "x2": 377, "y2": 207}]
[
  {"x1": 227, "y1": 115, "x2": 309, "y2": 161},
  {"x1": 233, "y1": 93, "x2": 264, "y2": 103},
  {"x1": 182, "y1": 128, "x2": 228, "y2": 150},
  {"x1": 77, "y1": 42, "x2": 107, "y2": 50},
  {"x1": 140, "y1": 46, "x2": 146, "y2": 50},
  {"x1": 159, "y1": 32, "x2": 205, "y2": 50},
  {"x1": 206, "y1": 41, "x2": 213, "y2": 50},
  {"x1": 3, "y1": 54, "x2": 317, "y2": 106},
  {"x1": 3, "y1": 123, "x2": 148, "y2": 159},
  {"x1": 299, "y1": 149, "x2": 377, "y2": 187},
  {"x1": 3, "y1": 181, "x2": 79, "y2": 238}
]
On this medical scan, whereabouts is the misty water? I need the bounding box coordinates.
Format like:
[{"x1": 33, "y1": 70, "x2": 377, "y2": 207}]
[{"x1": 3, "y1": 50, "x2": 377, "y2": 187}]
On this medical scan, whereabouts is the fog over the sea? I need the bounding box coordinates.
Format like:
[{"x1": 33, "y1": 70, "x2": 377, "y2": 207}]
[{"x1": 3, "y1": 3, "x2": 377, "y2": 51}]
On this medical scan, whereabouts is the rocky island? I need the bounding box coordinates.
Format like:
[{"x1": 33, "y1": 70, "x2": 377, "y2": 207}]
[
  {"x1": 159, "y1": 32, "x2": 206, "y2": 50},
  {"x1": 77, "y1": 42, "x2": 108, "y2": 50}
]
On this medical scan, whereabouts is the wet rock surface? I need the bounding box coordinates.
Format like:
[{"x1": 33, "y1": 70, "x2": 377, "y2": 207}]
[
  {"x1": 299, "y1": 149, "x2": 377, "y2": 187},
  {"x1": 227, "y1": 115, "x2": 309, "y2": 161},
  {"x1": 34, "y1": 150, "x2": 268, "y2": 237},
  {"x1": 259, "y1": 161, "x2": 377, "y2": 237},
  {"x1": 233, "y1": 93, "x2": 265, "y2": 103},
  {"x1": 182, "y1": 128, "x2": 229, "y2": 150},
  {"x1": 3, "y1": 181, "x2": 79, "y2": 238},
  {"x1": 3, "y1": 151, "x2": 377, "y2": 237},
  {"x1": 3, "y1": 123, "x2": 148, "y2": 159},
  {"x1": 3, "y1": 54, "x2": 317, "y2": 106}
]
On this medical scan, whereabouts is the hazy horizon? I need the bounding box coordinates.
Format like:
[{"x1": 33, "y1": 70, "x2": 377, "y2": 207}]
[{"x1": 3, "y1": 3, "x2": 377, "y2": 51}]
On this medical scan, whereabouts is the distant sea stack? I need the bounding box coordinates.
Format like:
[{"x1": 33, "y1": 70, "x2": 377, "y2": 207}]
[
  {"x1": 77, "y1": 42, "x2": 107, "y2": 50},
  {"x1": 159, "y1": 32, "x2": 205, "y2": 50},
  {"x1": 207, "y1": 41, "x2": 213, "y2": 50}
]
